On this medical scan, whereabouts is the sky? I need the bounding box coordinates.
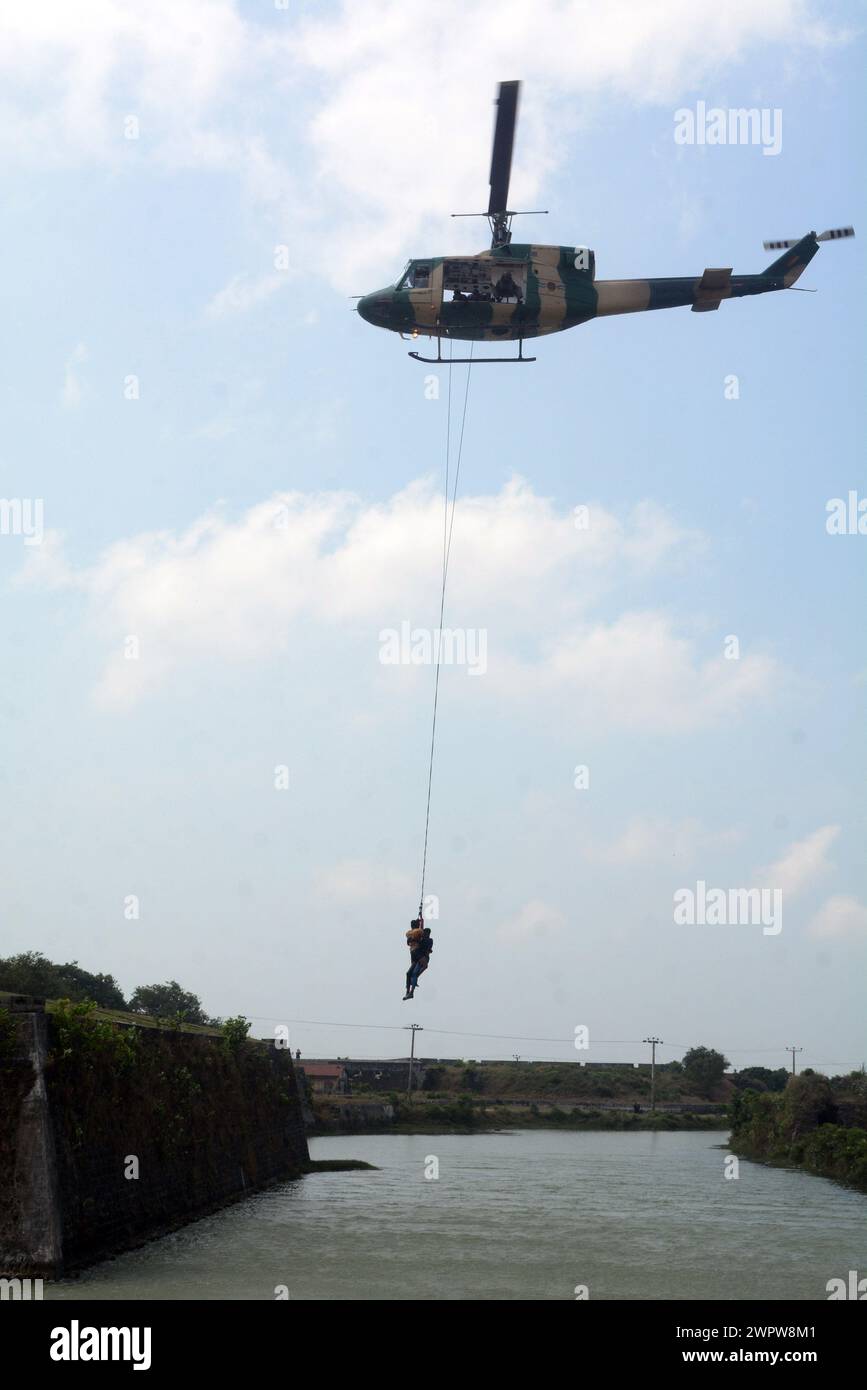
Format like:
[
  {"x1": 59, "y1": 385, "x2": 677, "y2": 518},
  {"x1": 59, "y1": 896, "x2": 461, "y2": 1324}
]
[{"x1": 1, "y1": 0, "x2": 864, "y2": 1072}]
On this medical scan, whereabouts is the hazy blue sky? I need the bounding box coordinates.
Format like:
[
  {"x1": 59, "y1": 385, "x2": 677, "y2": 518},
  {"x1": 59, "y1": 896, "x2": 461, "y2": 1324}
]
[{"x1": 1, "y1": 1, "x2": 864, "y2": 1071}]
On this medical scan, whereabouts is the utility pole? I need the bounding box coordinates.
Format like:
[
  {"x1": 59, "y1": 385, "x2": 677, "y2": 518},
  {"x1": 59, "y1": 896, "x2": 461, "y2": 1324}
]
[
  {"x1": 644, "y1": 1037, "x2": 663, "y2": 1112},
  {"x1": 405, "y1": 1024, "x2": 423, "y2": 1100},
  {"x1": 512, "y1": 1054, "x2": 521, "y2": 1064},
  {"x1": 786, "y1": 1045, "x2": 803, "y2": 1077}
]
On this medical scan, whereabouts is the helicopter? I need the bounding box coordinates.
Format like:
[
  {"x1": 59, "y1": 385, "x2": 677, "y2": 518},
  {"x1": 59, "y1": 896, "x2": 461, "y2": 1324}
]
[{"x1": 356, "y1": 80, "x2": 854, "y2": 364}]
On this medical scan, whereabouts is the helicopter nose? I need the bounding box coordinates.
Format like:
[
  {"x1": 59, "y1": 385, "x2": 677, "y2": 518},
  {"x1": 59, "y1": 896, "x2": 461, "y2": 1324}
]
[{"x1": 357, "y1": 291, "x2": 392, "y2": 327}]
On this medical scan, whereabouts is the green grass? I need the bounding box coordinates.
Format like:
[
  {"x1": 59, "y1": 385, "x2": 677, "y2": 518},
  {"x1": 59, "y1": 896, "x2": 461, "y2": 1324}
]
[{"x1": 0, "y1": 989, "x2": 224, "y2": 1037}]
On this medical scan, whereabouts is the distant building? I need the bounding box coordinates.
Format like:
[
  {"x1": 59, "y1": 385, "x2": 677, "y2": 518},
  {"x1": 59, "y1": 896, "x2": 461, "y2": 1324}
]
[
  {"x1": 301, "y1": 1058, "x2": 425, "y2": 1094},
  {"x1": 580, "y1": 1062, "x2": 650, "y2": 1071},
  {"x1": 299, "y1": 1063, "x2": 347, "y2": 1095},
  {"x1": 344, "y1": 1060, "x2": 427, "y2": 1092}
]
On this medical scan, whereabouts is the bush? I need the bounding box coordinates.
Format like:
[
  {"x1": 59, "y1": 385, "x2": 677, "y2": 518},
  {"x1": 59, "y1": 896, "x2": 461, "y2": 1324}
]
[
  {"x1": 730, "y1": 1080, "x2": 867, "y2": 1192},
  {"x1": 221, "y1": 1015, "x2": 251, "y2": 1054},
  {"x1": 50, "y1": 999, "x2": 140, "y2": 1073}
]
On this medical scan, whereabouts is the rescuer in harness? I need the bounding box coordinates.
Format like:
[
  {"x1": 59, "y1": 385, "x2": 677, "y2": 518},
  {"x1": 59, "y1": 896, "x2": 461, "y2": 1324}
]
[{"x1": 403, "y1": 916, "x2": 434, "y2": 999}]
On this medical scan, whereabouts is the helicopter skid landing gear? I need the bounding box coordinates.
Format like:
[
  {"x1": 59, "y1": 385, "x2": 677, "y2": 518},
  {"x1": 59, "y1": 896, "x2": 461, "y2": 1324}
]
[{"x1": 408, "y1": 337, "x2": 535, "y2": 365}]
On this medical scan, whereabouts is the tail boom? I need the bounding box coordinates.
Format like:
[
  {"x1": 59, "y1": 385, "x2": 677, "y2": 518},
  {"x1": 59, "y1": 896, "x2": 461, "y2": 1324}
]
[
  {"x1": 592, "y1": 227, "x2": 845, "y2": 319},
  {"x1": 594, "y1": 272, "x2": 784, "y2": 318}
]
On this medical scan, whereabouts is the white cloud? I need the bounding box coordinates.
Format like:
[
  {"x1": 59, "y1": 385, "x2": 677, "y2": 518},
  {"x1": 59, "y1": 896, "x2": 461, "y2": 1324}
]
[
  {"x1": 292, "y1": 0, "x2": 841, "y2": 285},
  {"x1": 490, "y1": 611, "x2": 776, "y2": 732},
  {"x1": 205, "y1": 272, "x2": 289, "y2": 320},
  {"x1": 0, "y1": 1, "x2": 845, "y2": 291},
  {"x1": 61, "y1": 342, "x2": 88, "y2": 408},
  {"x1": 754, "y1": 825, "x2": 839, "y2": 898},
  {"x1": 14, "y1": 529, "x2": 73, "y2": 588},
  {"x1": 807, "y1": 895, "x2": 867, "y2": 941},
  {"x1": 497, "y1": 899, "x2": 566, "y2": 943},
  {"x1": 581, "y1": 817, "x2": 739, "y2": 866},
  {"x1": 18, "y1": 478, "x2": 779, "y2": 725},
  {"x1": 312, "y1": 859, "x2": 414, "y2": 906},
  {"x1": 0, "y1": 1, "x2": 282, "y2": 168}
]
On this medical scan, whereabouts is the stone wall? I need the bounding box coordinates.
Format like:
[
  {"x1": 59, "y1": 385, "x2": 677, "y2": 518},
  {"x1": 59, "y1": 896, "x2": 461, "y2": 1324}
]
[
  {"x1": 0, "y1": 1006, "x2": 62, "y2": 1276},
  {"x1": 0, "y1": 1001, "x2": 309, "y2": 1277}
]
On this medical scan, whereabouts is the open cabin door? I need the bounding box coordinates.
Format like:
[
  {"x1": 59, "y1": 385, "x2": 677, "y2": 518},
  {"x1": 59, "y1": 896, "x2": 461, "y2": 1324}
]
[{"x1": 443, "y1": 258, "x2": 527, "y2": 303}]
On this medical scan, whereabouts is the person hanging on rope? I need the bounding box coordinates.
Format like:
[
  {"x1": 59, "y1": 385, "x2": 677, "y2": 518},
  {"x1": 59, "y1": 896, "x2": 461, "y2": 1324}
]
[
  {"x1": 408, "y1": 926, "x2": 434, "y2": 996},
  {"x1": 403, "y1": 913, "x2": 425, "y2": 1000},
  {"x1": 408, "y1": 352, "x2": 472, "y2": 1003}
]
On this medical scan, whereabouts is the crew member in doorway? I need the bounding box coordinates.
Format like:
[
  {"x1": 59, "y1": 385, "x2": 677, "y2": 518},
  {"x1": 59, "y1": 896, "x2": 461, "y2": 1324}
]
[{"x1": 495, "y1": 270, "x2": 521, "y2": 301}]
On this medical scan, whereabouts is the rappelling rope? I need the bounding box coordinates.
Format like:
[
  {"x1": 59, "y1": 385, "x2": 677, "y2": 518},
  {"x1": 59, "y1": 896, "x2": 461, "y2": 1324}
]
[{"x1": 418, "y1": 340, "x2": 474, "y2": 916}]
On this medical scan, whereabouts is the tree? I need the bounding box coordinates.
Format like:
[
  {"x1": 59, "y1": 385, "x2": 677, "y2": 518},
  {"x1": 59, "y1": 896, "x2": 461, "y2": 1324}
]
[
  {"x1": 733, "y1": 1066, "x2": 788, "y2": 1094},
  {"x1": 0, "y1": 951, "x2": 127, "y2": 1009},
  {"x1": 683, "y1": 1046, "x2": 730, "y2": 1099},
  {"x1": 129, "y1": 981, "x2": 207, "y2": 1024},
  {"x1": 781, "y1": 1072, "x2": 837, "y2": 1137},
  {"x1": 831, "y1": 1070, "x2": 867, "y2": 1098}
]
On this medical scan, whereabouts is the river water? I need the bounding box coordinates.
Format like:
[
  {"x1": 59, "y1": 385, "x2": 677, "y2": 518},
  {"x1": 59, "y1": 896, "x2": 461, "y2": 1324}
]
[{"x1": 46, "y1": 1131, "x2": 867, "y2": 1301}]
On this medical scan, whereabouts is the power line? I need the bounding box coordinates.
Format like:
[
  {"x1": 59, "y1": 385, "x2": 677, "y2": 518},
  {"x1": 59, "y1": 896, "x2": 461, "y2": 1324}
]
[
  {"x1": 251, "y1": 1016, "x2": 653, "y2": 1044},
  {"x1": 244, "y1": 1015, "x2": 852, "y2": 1061},
  {"x1": 659, "y1": 1042, "x2": 795, "y2": 1054}
]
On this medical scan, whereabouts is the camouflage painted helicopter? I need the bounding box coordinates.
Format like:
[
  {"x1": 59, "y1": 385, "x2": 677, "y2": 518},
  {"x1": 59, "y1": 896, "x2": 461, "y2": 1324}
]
[{"x1": 357, "y1": 81, "x2": 854, "y2": 364}]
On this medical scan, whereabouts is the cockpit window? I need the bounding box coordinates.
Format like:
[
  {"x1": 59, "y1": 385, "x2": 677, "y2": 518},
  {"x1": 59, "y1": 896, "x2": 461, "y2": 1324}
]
[{"x1": 397, "y1": 263, "x2": 430, "y2": 290}]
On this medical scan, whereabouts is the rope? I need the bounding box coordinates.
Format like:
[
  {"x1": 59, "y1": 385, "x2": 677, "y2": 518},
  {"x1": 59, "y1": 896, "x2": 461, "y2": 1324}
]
[{"x1": 418, "y1": 341, "x2": 474, "y2": 914}]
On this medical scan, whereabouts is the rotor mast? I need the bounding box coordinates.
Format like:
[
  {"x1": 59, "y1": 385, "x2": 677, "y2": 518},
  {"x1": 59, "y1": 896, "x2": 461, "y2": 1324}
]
[{"x1": 450, "y1": 80, "x2": 547, "y2": 247}]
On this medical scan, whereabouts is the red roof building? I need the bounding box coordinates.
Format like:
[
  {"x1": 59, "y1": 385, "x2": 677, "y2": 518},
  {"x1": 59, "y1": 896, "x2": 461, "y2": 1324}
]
[{"x1": 299, "y1": 1062, "x2": 347, "y2": 1095}]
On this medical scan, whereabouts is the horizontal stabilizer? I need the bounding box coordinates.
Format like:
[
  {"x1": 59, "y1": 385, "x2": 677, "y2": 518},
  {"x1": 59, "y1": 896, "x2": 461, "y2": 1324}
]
[{"x1": 692, "y1": 266, "x2": 732, "y2": 312}]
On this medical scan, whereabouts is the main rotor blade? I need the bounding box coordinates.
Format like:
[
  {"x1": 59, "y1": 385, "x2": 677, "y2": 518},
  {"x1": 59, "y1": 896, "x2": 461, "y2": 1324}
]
[{"x1": 488, "y1": 80, "x2": 520, "y2": 215}]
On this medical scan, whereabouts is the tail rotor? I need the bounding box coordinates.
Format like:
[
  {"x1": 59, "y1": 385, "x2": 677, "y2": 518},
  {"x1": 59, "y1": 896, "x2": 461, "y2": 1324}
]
[{"x1": 763, "y1": 226, "x2": 854, "y2": 251}]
